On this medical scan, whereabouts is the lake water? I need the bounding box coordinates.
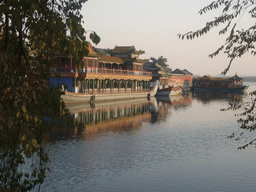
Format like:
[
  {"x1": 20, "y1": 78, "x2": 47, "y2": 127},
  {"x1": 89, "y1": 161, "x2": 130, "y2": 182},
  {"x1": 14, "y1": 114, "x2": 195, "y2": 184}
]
[{"x1": 37, "y1": 82, "x2": 256, "y2": 192}]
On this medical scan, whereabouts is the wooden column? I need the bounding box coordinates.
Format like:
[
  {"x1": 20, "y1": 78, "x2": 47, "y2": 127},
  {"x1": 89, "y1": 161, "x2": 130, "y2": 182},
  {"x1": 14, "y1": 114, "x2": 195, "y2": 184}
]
[
  {"x1": 97, "y1": 79, "x2": 100, "y2": 93},
  {"x1": 125, "y1": 80, "x2": 127, "y2": 92}
]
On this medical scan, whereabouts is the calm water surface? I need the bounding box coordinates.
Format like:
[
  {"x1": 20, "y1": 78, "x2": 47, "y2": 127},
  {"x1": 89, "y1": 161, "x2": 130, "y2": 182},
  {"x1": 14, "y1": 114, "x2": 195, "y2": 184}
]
[{"x1": 38, "y1": 82, "x2": 256, "y2": 192}]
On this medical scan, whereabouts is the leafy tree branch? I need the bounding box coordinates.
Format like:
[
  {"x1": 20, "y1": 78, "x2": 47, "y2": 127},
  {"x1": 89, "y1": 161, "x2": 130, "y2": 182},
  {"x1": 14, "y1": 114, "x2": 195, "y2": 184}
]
[
  {"x1": 0, "y1": 0, "x2": 100, "y2": 190},
  {"x1": 178, "y1": 0, "x2": 256, "y2": 75}
]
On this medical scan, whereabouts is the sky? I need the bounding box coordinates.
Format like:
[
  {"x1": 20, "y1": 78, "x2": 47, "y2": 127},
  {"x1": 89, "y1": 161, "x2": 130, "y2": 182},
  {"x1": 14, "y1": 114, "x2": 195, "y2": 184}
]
[{"x1": 81, "y1": 0, "x2": 256, "y2": 76}]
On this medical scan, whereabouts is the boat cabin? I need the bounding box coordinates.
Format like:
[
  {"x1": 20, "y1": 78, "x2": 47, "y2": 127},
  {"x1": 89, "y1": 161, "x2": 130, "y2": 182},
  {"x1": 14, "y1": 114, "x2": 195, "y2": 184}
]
[
  {"x1": 50, "y1": 44, "x2": 152, "y2": 94},
  {"x1": 193, "y1": 74, "x2": 244, "y2": 88}
]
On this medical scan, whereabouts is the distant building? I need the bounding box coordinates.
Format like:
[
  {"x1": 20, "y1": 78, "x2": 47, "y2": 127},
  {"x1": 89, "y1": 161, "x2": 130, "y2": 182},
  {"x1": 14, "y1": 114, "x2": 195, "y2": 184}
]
[
  {"x1": 169, "y1": 69, "x2": 193, "y2": 89},
  {"x1": 143, "y1": 60, "x2": 193, "y2": 90},
  {"x1": 143, "y1": 61, "x2": 171, "y2": 83}
]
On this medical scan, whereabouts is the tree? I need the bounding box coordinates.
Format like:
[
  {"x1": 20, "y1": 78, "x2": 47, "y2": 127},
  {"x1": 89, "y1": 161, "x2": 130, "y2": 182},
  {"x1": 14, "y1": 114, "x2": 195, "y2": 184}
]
[
  {"x1": 0, "y1": 0, "x2": 100, "y2": 191},
  {"x1": 150, "y1": 56, "x2": 169, "y2": 68},
  {"x1": 178, "y1": 0, "x2": 256, "y2": 149},
  {"x1": 178, "y1": 0, "x2": 256, "y2": 75}
]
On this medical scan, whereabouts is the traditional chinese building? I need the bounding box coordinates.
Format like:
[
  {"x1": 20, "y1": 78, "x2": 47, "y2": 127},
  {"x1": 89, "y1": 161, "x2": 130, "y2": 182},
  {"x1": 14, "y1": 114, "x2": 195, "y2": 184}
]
[
  {"x1": 108, "y1": 45, "x2": 148, "y2": 71},
  {"x1": 168, "y1": 69, "x2": 193, "y2": 90},
  {"x1": 49, "y1": 44, "x2": 152, "y2": 94},
  {"x1": 143, "y1": 60, "x2": 193, "y2": 90}
]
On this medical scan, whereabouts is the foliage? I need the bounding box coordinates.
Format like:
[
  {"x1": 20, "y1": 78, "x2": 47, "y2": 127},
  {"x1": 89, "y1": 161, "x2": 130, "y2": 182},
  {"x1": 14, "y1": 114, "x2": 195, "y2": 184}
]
[
  {"x1": 150, "y1": 56, "x2": 169, "y2": 68},
  {"x1": 222, "y1": 91, "x2": 256, "y2": 149},
  {"x1": 0, "y1": 0, "x2": 99, "y2": 190},
  {"x1": 0, "y1": 85, "x2": 74, "y2": 191},
  {"x1": 178, "y1": 0, "x2": 256, "y2": 75},
  {"x1": 178, "y1": 0, "x2": 256, "y2": 149}
]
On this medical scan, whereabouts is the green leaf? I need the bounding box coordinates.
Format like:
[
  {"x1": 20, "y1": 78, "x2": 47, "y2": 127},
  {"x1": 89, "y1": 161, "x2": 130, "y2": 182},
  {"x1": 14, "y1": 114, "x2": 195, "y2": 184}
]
[{"x1": 89, "y1": 32, "x2": 101, "y2": 45}]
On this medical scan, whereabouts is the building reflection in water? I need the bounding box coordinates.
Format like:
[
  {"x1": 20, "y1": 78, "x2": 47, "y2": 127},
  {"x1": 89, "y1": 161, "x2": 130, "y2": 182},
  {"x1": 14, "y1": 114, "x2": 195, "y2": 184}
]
[
  {"x1": 48, "y1": 92, "x2": 244, "y2": 140},
  {"x1": 66, "y1": 94, "x2": 193, "y2": 138},
  {"x1": 69, "y1": 98, "x2": 155, "y2": 137}
]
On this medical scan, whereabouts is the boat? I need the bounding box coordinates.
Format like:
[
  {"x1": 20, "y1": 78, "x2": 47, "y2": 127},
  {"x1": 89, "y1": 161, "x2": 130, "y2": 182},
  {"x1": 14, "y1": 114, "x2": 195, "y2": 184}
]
[
  {"x1": 50, "y1": 45, "x2": 157, "y2": 104},
  {"x1": 155, "y1": 86, "x2": 182, "y2": 96},
  {"x1": 66, "y1": 97, "x2": 157, "y2": 114},
  {"x1": 192, "y1": 74, "x2": 248, "y2": 93},
  {"x1": 192, "y1": 86, "x2": 248, "y2": 93},
  {"x1": 61, "y1": 80, "x2": 159, "y2": 104}
]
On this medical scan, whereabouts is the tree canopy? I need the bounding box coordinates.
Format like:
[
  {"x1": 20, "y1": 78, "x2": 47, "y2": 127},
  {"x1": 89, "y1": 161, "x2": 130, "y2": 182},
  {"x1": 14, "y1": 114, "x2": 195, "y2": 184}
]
[
  {"x1": 178, "y1": 0, "x2": 256, "y2": 75},
  {"x1": 0, "y1": 0, "x2": 100, "y2": 191},
  {"x1": 150, "y1": 56, "x2": 169, "y2": 68}
]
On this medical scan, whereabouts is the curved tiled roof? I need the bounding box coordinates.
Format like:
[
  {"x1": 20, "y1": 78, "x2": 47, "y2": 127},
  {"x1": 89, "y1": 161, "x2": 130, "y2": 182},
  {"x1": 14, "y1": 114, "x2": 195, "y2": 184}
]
[
  {"x1": 112, "y1": 46, "x2": 145, "y2": 54},
  {"x1": 228, "y1": 74, "x2": 243, "y2": 81},
  {"x1": 194, "y1": 75, "x2": 230, "y2": 81}
]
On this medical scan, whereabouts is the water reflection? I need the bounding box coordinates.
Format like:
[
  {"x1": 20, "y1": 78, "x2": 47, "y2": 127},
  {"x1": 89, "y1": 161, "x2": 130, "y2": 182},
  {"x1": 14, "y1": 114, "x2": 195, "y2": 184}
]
[
  {"x1": 65, "y1": 94, "x2": 194, "y2": 136},
  {"x1": 192, "y1": 92, "x2": 244, "y2": 104},
  {"x1": 69, "y1": 98, "x2": 154, "y2": 137},
  {"x1": 152, "y1": 94, "x2": 192, "y2": 122},
  {"x1": 156, "y1": 93, "x2": 192, "y2": 108},
  {"x1": 39, "y1": 88, "x2": 256, "y2": 192},
  {"x1": 49, "y1": 92, "x2": 246, "y2": 141},
  {"x1": 44, "y1": 91, "x2": 246, "y2": 142}
]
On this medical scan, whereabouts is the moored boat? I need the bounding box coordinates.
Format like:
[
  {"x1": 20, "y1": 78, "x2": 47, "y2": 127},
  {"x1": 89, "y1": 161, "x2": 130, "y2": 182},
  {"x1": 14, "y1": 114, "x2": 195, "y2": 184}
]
[
  {"x1": 192, "y1": 85, "x2": 248, "y2": 93},
  {"x1": 192, "y1": 74, "x2": 248, "y2": 93},
  {"x1": 50, "y1": 45, "x2": 156, "y2": 104},
  {"x1": 61, "y1": 80, "x2": 159, "y2": 104},
  {"x1": 155, "y1": 86, "x2": 182, "y2": 96}
]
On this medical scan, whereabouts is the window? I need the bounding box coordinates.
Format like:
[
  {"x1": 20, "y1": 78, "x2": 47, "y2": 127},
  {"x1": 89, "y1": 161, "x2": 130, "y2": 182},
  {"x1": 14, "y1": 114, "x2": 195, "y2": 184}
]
[{"x1": 88, "y1": 59, "x2": 93, "y2": 67}]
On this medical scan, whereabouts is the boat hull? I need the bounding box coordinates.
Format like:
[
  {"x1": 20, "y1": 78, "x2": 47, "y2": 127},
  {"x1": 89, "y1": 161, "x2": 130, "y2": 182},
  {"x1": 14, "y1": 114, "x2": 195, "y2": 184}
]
[
  {"x1": 156, "y1": 86, "x2": 182, "y2": 96},
  {"x1": 192, "y1": 85, "x2": 248, "y2": 93},
  {"x1": 62, "y1": 80, "x2": 159, "y2": 104}
]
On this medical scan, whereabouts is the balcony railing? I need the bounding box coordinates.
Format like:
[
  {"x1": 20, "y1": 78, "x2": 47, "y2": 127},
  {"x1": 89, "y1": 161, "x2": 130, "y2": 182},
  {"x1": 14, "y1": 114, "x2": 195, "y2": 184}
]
[
  {"x1": 85, "y1": 67, "x2": 151, "y2": 77},
  {"x1": 51, "y1": 67, "x2": 152, "y2": 77}
]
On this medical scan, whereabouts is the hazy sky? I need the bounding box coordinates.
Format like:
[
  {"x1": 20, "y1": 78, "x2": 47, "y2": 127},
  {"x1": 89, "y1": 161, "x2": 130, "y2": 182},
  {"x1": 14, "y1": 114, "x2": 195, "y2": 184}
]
[{"x1": 81, "y1": 0, "x2": 256, "y2": 76}]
